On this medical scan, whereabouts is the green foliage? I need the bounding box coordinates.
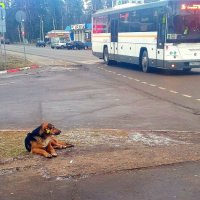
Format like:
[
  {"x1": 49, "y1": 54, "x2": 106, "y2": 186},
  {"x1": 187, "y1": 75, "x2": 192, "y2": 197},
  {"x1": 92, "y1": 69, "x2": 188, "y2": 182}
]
[{"x1": 5, "y1": 0, "x2": 113, "y2": 42}]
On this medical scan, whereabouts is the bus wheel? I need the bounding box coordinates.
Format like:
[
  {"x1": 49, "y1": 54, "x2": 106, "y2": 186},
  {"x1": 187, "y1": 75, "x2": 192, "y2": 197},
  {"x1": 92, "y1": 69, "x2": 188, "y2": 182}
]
[
  {"x1": 141, "y1": 50, "x2": 150, "y2": 73},
  {"x1": 103, "y1": 47, "x2": 112, "y2": 65}
]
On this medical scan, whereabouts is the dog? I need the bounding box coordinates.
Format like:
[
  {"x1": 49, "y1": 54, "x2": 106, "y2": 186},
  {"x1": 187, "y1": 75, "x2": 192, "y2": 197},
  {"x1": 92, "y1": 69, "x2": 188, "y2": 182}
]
[{"x1": 24, "y1": 122, "x2": 74, "y2": 158}]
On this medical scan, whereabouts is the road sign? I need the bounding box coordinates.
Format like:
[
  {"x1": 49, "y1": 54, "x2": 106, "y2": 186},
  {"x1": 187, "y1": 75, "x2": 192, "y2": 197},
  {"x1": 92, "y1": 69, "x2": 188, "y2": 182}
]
[
  {"x1": 0, "y1": 7, "x2": 6, "y2": 33},
  {"x1": 0, "y1": 2, "x2": 5, "y2": 9},
  {"x1": 16, "y1": 10, "x2": 26, "y2": 23}
]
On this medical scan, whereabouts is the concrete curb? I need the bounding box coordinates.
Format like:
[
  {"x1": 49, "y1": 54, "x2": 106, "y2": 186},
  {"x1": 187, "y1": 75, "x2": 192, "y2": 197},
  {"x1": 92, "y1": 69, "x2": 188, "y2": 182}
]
[{"x1": 0, "y1": 64, "x2": 40, "y2": 75}]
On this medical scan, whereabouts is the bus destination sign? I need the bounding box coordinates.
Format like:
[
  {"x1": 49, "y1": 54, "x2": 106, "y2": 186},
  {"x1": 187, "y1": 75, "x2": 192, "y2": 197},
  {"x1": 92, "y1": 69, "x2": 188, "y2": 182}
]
[{"x1": 181, "y1": 4, "x2": 200, "y2": 10}]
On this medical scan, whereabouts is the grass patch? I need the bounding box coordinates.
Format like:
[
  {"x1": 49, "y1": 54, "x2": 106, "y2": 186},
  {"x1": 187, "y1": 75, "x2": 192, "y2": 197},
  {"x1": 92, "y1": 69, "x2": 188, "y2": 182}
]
[
  {"x1": 0, "y1": 54, "x2": 33, "y2": 71},
  {"x1": 0, "y1": 131, "x2": 28, "y2": 159}
]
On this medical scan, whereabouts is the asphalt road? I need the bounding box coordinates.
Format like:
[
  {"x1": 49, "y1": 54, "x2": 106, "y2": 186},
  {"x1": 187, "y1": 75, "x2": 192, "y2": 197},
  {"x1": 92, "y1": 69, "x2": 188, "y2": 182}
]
[
  {"x1": 0, "y1": 45, "x2": 200, "y2": 200},
  {"x1": 5, "y1": 44, "x2": 97, "y2": 64},
  {"x1": 1, "y1": 44, "x2": 200, "y2": 131},
  {"x1": 1, "y1": 161, "x2": 199, "y2": 200}
]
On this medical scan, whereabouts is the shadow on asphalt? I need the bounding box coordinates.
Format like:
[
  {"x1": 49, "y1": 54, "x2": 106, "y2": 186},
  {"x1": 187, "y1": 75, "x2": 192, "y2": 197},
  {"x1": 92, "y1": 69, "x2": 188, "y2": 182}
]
[{"x1": 106, "y1": 62, "x2": 200, "y2": 76}]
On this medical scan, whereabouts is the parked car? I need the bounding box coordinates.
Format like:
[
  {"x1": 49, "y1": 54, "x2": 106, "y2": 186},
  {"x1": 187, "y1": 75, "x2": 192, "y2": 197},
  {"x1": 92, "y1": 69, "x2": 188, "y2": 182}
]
[
  {"x1": 65, "y1": 42, "x2": 74, "y2": 50},
  {"x1": 1, "y1": 39, "x2": 10, "y2": 44},
  {"x1": 36, "y1": 40, "x2": 46, "y2": 47},
  {"x1": 51, "y1": 42, "x2": 66, "y2": 49},
  {"x1": 66, "y1": 41, "x2": 86, "y2": 50}
]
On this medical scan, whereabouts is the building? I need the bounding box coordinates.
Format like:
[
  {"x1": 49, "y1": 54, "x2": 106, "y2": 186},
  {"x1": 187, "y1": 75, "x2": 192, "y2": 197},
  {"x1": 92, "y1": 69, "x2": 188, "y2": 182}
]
[
  {"x1": 65, "y1": 23, "x2": 92, "y2": 48},
  {"x1": 46, "y1": 30, "x2": 71, "y2": 41}
]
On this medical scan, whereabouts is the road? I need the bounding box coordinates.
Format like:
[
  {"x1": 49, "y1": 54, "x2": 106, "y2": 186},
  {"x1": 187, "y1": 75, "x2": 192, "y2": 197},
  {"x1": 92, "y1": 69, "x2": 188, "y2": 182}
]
[
  {"x1": 1, "y1": 44, "x2": 200, "y2": 131},
  {"x1": 5, "y1": 44, "x2": 97, "y2": 65},
  {"x1": 0, "y1": 45, "x2": 200, "y2": 200},
  {"x1": 1, "y1": 161, "x2": 199, "y2": 200}
]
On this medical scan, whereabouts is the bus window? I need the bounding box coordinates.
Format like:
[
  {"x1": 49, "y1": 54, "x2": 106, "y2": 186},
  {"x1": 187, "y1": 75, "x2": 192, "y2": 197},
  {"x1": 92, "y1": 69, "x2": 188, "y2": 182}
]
[
  {"x1": 157, "y1": 14, "x2": 166, "y2": 49},
  {"x1": 129, "y1": 9, "x2": 157, "y2": 32},
  {"x1": 119, "y1": 12, "x2": 130, "y2": 32},
  {"x1": 93, "y1": 16, "x2": 109, "y2": 33},
  {"x1": 167, "y1": 1, "x2": 200, "y2": 43},
  {"x1": 138, "y1": 9, "x2": 157, "y2": 32},
  {"x1": 129, "y1": 11, "x2": 140, "y2": 32}
]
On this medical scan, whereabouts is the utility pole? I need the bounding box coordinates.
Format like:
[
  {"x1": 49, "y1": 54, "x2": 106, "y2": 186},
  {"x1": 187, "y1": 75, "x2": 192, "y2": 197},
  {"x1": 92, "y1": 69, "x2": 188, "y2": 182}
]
[
  {"x1": 21, "y1": 19, "x2": 26, "y2": 62},
  {"x1": 41, "y1": 17, "x2": 44, "y2": 41},
  {"x1": 0, "y1": 1, "x2": 7, "y2": 68},
  {"x1": 52, "y1": 17, "x2": 56, "y2": 30},
  {"x1": 16, "y1": 10, "x2": 26, "y2": 63},
  {"x1": 39, "y1": 16, "x2": 44, "y2": 41},
  {"x1": 18, "y1": 25, "x2": 22, "y2": 43}
]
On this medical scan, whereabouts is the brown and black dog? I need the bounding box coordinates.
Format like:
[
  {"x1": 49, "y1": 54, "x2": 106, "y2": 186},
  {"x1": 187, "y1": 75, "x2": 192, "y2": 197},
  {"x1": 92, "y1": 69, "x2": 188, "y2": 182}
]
[{"x1": 24, "y1": 122, "x2": 74, "y2": 158}]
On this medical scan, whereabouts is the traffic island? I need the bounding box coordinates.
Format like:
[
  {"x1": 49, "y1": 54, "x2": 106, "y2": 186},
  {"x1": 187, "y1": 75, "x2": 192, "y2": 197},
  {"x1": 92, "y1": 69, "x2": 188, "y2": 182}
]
[
  {"x1": 0, "y1": 129, "x2": 200, "y2": 180},
  {"x1": 0, "y1": 54, "x2": 39, "y2": 74}
]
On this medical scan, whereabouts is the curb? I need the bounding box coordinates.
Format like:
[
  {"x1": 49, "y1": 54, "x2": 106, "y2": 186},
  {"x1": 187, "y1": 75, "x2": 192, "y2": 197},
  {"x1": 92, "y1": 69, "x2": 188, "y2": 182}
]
[{"x1": 0, "y1": 64, "x2": 40, "y2": 75}]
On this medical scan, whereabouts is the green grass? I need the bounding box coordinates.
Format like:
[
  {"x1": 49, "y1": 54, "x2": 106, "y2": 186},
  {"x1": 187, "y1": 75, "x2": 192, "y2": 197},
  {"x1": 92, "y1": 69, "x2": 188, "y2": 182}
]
[
  {"x1": 0, "y1": 54, "x2": 33, "y2": 71},
  {"x1": 0, "y1": 131, "x2": 28, "y2": 159}
]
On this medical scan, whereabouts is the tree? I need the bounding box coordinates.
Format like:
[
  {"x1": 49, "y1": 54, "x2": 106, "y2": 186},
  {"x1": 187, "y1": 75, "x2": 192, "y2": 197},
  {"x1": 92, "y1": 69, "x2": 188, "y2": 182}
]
[{"x1": 5, "y1": 0, "x2": 104, "y2": 42}]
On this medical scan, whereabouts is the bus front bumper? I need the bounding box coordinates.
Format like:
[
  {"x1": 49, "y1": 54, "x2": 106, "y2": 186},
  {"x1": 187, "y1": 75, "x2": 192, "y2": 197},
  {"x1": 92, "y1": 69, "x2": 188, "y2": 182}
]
[{"x1": 163, "y1": 60, "x2": 200, "y2": 70}]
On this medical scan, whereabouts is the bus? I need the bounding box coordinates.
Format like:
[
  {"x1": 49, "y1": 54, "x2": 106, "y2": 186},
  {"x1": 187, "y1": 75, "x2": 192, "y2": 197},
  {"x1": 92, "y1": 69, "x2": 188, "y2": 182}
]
[{"x1": 92, "y1": 0, "x2": 200, "y2": 72}]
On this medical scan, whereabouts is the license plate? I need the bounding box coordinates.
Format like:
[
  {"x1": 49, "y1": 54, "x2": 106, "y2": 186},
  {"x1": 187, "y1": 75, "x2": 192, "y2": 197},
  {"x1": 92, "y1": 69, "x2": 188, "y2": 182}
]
[{"x1": 189, "y1": 62, "x2": 200, "y2": 66}]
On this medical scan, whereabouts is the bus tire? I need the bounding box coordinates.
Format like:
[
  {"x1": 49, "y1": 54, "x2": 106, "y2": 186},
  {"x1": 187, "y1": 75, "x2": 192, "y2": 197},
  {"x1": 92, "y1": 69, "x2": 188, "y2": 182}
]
[
  {"x1": 103, "y1": 47, "x2": 112, "y2": 65},
  {"x1": 140, "y1": 50, "x2": 150, "y2": 73}
]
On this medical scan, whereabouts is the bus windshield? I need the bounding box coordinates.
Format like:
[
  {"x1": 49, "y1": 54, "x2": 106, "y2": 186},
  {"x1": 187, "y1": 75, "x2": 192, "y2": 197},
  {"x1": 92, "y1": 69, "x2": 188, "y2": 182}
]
[{"x1": 167, "y1": 1, "x2": 200, "y2": 43}]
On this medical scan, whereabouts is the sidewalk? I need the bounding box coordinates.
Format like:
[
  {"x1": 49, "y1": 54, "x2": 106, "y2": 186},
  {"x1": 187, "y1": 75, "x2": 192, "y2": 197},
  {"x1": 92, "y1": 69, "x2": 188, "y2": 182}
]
[{"x1": 0, "y1": 160, "x2": 199, "y2": 200}]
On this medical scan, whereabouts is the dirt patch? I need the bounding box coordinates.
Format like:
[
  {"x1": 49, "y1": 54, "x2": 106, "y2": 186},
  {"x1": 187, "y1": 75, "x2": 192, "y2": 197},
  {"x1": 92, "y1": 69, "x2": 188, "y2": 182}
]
[{"x1": 0, "y1": 129, "x2": 200, "y2": 180}]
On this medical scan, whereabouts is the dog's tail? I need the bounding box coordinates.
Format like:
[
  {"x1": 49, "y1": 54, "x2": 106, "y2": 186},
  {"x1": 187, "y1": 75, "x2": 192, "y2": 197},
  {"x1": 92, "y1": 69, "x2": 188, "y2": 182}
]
[{"x1": 24, "y1": 133, "x2": 32, "y2": 152}]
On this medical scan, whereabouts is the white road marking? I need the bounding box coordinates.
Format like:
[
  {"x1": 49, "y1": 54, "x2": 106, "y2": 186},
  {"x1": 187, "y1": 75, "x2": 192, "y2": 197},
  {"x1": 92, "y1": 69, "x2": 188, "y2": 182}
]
[
  {"x1": 98, "y1": 67, "x2": 197, "y2": 102},
  {"x1": 169, "y1": 90, "x2": 179, "y2": 94},
  {"x1": 182, "y1": 94, "x2": 192, "y2": 98},
  {"x1": 158, "y1": 87, "x2": 166, "y2": 90},
  {"x1": 79, "y1": 60, "x2": 99, "y2": 64},
  {"x1": 149, "y1": 84, "x2": 156, "y2": 87}
]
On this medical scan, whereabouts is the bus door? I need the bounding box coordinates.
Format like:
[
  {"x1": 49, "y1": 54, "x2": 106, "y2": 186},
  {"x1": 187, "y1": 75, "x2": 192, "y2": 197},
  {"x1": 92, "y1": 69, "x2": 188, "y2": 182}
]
[
  {"x1": 110, "y1": 19, "x2": 119, "y2": 60},
  {"x1": 156, "y1": 14, "x2": 166, "y2": 68}
]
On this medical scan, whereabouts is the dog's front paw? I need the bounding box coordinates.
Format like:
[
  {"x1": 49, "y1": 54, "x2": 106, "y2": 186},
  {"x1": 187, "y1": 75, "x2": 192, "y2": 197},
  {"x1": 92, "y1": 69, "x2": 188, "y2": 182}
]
[
  {"x1": 66, "y1": 144, "x2": 74, "y2": 148},
  {"x1": 45, "y1": 153, "x2": 53, "y2": 158},
  {"x1": 51, "y1": 152, "x2": 57, "y2": 157},
  {"x1": 60, "y1": 145, "x2": 67, "y2": 149}
]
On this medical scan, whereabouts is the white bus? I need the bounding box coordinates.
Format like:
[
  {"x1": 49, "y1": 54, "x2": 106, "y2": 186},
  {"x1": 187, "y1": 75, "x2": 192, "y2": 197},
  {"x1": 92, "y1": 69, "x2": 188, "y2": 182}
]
[{"x1": 92, "y1": 0, "x2": 200, "y2": 72}]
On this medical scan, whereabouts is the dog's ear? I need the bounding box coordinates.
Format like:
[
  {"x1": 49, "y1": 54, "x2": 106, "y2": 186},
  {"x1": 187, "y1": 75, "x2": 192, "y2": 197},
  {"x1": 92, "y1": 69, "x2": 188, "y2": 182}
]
[
  {"x1": 47, "y1": 123, "x2": 53, "y2": 129},
  {"x1": 40, "y1": 122, "x2": 49, "y2": 134}
]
